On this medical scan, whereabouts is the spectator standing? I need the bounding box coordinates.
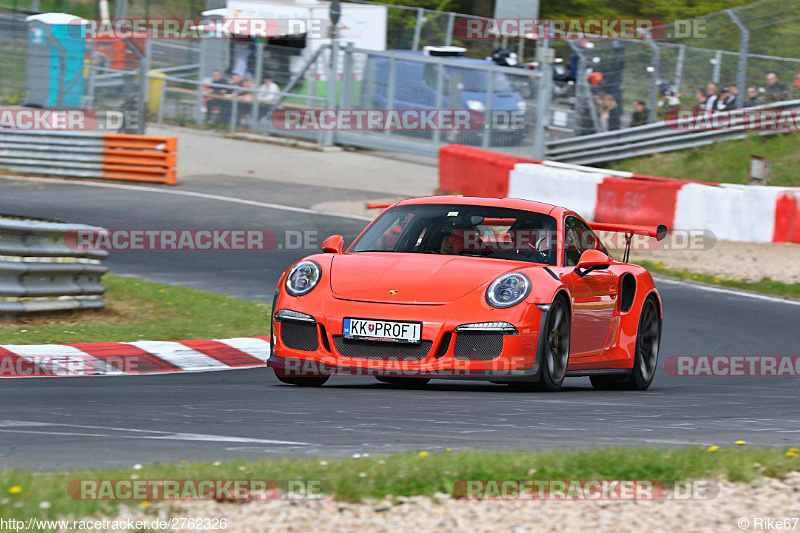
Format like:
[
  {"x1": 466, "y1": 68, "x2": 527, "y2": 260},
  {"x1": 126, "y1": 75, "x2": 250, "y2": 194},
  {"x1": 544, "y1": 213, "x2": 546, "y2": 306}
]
[
  {"x1": 204, "y1": 70, "x2": 231, "y2": 124},
  {"x1": 745, "y1": 86, "x2": 765, "y2": 107},
  {"x1": 695, "y1": 89, "x2": 707, "y2": 110},
  {"x1": 718, "y1": 86, "x2": 736, "y2": 110},
  {"x1": 597, "y1": 93, "x2": 619, "y2": 132},
  {"x1": 630, "y1": 100, "x2": 648, "y2": 127},
  {"x1": 258, "y1": 78, "x2": 281, "y2": 119},
  {"x1": 764, "y1": 72, "x2": 788, "y2": 103},
  {"x1": 704, "y1": 82, "x2": 720, "y2": 112}
]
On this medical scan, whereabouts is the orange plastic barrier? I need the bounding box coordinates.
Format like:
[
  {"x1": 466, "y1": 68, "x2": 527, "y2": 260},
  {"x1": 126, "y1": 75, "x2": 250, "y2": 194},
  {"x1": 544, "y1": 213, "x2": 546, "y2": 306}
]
[
  {"x1": 101, "y1": 134, "x2": 177, "y2": 185},
  {"x1": 438, "y1": 144, "x2": 540, "y2": 198}
]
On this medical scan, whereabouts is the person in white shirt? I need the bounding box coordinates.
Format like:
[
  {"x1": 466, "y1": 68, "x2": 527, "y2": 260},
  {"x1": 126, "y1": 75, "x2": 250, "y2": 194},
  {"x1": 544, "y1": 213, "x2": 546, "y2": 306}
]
[
  {"x1": 258, "y1": 78, "x2": 280, "y2": 104},
  {"x1": 705, "y1": 82, "x2": 721, "y2": 112},
  {"x1": 257, "y1": 78, "x2": 281, "y2": 119}
]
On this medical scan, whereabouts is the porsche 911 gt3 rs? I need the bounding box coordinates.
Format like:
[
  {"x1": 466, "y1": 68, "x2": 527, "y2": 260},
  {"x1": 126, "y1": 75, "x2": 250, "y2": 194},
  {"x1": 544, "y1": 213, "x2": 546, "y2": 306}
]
[{"x1": 269, "y1": 196, "x2": 666, "y2": 392}]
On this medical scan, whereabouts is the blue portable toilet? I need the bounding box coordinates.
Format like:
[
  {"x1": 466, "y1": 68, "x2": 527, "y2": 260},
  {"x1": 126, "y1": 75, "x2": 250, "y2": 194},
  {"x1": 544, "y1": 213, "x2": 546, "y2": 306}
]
[{"x1": 25, "y1": 13, "x2": 88, "y2": 108}]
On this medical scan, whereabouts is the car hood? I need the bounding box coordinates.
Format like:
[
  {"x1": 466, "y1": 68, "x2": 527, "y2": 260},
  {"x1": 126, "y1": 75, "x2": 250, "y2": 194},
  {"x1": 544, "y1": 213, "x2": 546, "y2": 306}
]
[{"x1": 329, "y1": 253, "x2": 514, "y2": 304}]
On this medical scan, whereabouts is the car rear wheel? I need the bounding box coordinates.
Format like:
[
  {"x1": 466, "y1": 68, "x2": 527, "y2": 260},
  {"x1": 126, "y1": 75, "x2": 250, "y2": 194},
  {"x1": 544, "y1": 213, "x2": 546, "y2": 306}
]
[
  {"x1": 375, "y1": 377, "x2": 430, "y2": 388},
  {"x1": 590, "y1": 296, "x2": 661, "y2": 391},
  {"x1": 275, "y1": 375, "x2": 329, "y2": 387}
]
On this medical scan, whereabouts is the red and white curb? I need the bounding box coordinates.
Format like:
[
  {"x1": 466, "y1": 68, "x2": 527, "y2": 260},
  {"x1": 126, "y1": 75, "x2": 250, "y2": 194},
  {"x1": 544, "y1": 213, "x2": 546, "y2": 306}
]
[{"x1": 0, "y1": 337, "x2": 270, "y2": 377}]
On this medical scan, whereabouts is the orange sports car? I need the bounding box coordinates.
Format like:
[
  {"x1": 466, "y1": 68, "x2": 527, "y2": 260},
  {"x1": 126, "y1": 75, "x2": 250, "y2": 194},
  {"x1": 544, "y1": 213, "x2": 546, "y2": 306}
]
[{"x1": 269, "y1": 196, "x2": 666, "y2": 392}]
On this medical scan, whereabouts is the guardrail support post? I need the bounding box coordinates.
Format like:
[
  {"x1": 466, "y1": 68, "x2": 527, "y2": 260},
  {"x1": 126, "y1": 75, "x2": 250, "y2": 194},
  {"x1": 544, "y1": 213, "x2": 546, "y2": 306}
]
[
  {"x1": 726, "y1": 9, "x2": 749, "y2": 110},
  {"x1": 445, "y1": 12, "x2": 455, "y2": 46},
  {"x1": 646, "y1": 41, "x2": 660, "y2": 124},
  {"x1": 712, "y1": 50, "x2": 722, "y2": 84},
  {"x1": 251, "y1": 39, "x2": 264, "y2": 132},
  {"x1": 674, "y1": 45, "x2": 685, "y2": 93},
  {"x1": 412, "y1": 8, "x2": 424, "y2": 51},
  {"x1": 323, "y1": 38, "x2": 339, "y2": 147},
  {"x1": 532, "y1": 39, "x2": 551, "y2": 159}
]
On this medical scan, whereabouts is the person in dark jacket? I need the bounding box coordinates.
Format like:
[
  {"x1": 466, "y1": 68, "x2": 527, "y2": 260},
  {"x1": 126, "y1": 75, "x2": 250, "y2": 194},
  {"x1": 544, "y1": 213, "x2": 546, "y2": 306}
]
[{"x1": 630, "y1": 100, "x2": 648, "y2": 127}]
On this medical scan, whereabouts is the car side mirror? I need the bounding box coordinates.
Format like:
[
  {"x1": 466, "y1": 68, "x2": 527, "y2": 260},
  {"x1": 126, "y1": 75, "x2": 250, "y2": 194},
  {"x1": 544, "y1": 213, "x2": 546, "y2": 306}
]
[
  {"x1": 575, "y1": 249, "x2": 611, "y2": 276},
  {"x1": 321, "y1": 235, "x2": 344, "y2": 254}
]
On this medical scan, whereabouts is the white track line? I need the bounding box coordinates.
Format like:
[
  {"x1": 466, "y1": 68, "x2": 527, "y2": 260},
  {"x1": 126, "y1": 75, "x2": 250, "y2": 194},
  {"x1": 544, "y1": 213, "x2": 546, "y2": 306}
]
[
  {"x1": 0, "y1": 175, "x2": 373, "y2": 222},
  {"x1": 653, "y1": 275, "x2": 800, "y2": 306}
]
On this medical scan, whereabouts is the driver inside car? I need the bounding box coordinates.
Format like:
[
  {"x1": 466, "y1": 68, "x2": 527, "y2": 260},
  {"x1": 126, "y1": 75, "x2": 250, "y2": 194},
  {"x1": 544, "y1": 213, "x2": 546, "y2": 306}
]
[{"x1": 439, "y1": 229, "x2": 467, "y2": 255}]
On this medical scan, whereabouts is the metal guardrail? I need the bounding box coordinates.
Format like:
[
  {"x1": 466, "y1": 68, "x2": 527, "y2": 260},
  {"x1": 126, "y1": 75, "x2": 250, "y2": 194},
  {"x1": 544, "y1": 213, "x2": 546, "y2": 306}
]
[
  {"x1": 0, "y1": 216, "x2": 108, "y2": 314},
  {"x1": 0, "y1": 129, "x2": 178, "y2": 184},
  {"x1": 545, "y1": 100, "x2": 800, "y2": 165}
]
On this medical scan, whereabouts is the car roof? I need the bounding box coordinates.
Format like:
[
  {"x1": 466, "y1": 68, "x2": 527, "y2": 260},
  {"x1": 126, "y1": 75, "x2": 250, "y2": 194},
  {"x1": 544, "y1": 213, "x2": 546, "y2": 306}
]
[
  {"x1": 394, "y1": 196, "x2": 568, "y2": 217},
  {"x1": 385, "y1": 50, "x2": 494, "y2": 66}
]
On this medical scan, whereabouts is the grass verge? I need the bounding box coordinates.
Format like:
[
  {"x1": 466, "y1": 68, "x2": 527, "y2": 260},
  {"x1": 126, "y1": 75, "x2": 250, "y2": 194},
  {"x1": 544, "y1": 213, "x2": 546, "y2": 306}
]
[
  {"x1": 0, "y1": 274, "x2": 269, "y2": 344},
  {"x1": 640, "y1": 260, "x2": 800, "y2": 300},
  {"x1": 1, "y1": 446, "x2": 798, "y2": 522}
]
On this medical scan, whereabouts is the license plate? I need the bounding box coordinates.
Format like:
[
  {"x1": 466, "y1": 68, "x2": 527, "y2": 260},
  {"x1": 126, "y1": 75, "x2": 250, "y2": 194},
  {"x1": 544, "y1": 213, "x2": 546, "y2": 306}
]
[{"x1": 342, "y1": 318, "x2": 422, "y2": 344}]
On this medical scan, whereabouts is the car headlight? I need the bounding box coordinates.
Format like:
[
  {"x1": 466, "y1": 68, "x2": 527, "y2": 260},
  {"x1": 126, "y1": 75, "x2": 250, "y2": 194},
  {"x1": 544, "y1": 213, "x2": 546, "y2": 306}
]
[
  {"x1": 285, "y1": 260, "x2": 321, "y2": 296},
  {"x1": 517, "y1": 100, "x2": 527, "y2": 112},
  {"x1": 486, "y1": 272, "x2": 531, "y2": 308},
  {"x1": 466, "y1": 100, "x2": 485, "y2": 112}
]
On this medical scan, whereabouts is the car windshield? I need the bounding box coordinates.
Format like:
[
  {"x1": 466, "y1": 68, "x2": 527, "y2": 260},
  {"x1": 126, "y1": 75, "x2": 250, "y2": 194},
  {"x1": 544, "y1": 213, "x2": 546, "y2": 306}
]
[
  {"x1": 350, "y1": 204, "x2": 558, "y2": 265},
  {"x1": 449, "y1": 67, "x2": 516, "y2": 93}
]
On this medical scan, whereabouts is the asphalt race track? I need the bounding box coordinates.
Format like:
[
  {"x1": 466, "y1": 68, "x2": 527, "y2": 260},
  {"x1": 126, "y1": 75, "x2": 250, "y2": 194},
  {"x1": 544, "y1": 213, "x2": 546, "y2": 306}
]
[{"x1": 1, "y1": 177, "x2": 799, "y2": 470}]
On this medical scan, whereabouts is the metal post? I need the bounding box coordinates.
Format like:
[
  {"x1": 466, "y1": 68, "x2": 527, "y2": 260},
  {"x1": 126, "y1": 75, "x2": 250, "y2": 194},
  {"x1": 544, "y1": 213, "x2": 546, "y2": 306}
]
[
  {"x1": 727, "y1": 9, "x2": 749, "y2": 109},
  {"x1": 340, "y1": 42, "x2": 355, "y2": 110},
  {"x1": 675, "y1": 44, "x2": 685, "y2": 93},
  {"x1": 431, "y1": 62, "x2": 444, "y2": 146},
  {"x1": 383, "y1": 57, "x2": 396, "y2": 139},
  {"x1": 157, "y1": 77, "x2": 166, "y2": 125},
  {"x1": 229, "y1": 91, "x2": 239, "y2": 134},
  {"x1": 712, "y1": 50, "x2": 722, "y2": 84},
  {"x1": 251, "y1": 39, "x2": 264, "y2": 132},
  {"x1": 412, "y1": 8, "x2": 424, "y2": 51},
  {"x1": 323, "y1": 39, "x2": 339, "y2": 146},
  {"x1": 481, "y1": 70, "x2": 494, "y2": 149},
  {"x1": 138, "y1": 39, "x2": 151, "y2": 134},
  {"x1": 196, "y1": 82, "x2": 204, "y2": 125},
  {"x1": 646, "y1": 41, "x2": 660, "y2": 124},
  {"x1": 445, "y1": 12, "x2": 455, "y2": 46},
  {"x1": 532, "y1": 39, "x2": 551, "y2": 159},
  {"x1": 115, "y1": 0, "x2": 128, "y2": 18}
]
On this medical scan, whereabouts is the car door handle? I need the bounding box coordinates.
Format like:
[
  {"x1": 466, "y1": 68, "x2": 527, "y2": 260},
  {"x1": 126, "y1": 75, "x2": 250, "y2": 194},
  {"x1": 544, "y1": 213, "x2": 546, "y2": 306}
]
[{"x1": 609, "y1": 287, "x2": 618, "y2": 299}]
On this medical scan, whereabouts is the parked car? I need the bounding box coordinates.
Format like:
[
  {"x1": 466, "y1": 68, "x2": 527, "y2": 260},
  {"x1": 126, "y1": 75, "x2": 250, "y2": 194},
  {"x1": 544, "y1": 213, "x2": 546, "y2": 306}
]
[{"x1": 361, "y1": 49, "x2": 529, "y2": 146}]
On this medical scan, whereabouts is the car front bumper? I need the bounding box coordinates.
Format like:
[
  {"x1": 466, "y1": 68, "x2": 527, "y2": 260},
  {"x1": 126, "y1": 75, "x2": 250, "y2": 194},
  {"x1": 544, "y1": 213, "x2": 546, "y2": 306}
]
[{"x1": 269, "y1": 297, "x2": 548, "y2": 382}]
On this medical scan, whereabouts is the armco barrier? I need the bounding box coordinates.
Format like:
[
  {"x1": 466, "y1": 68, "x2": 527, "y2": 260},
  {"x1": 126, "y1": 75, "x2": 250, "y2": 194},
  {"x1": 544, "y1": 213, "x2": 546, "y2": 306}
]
[
  {"x1": 439, "y1": 144, "x2": 800, "y2": 244},
  {"x1": 0, "y1": 130, "x2": 177, "y2": 185},
  {"x1": 0, "y1": 216, "x2": 108, "y2": 314}
]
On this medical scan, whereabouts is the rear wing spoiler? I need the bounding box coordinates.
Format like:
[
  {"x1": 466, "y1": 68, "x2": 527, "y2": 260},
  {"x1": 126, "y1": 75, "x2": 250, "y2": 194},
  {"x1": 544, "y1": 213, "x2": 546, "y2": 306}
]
[
  {"x1": 589, "y1": 222, "x2": 668, "y2": 241},
  {"x1": 588, "y1": 223, "x2": 669, "y2": 263}
]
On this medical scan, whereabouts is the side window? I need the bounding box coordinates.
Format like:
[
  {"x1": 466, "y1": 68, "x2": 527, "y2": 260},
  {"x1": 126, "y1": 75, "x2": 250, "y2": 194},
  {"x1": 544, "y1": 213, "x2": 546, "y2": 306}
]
[
  {"x1": 374, "y1": 214, "x2": 415, "y2": 251},
  {"x1": 564, "y1": 216, "x2": 601, "y2": 267}
]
